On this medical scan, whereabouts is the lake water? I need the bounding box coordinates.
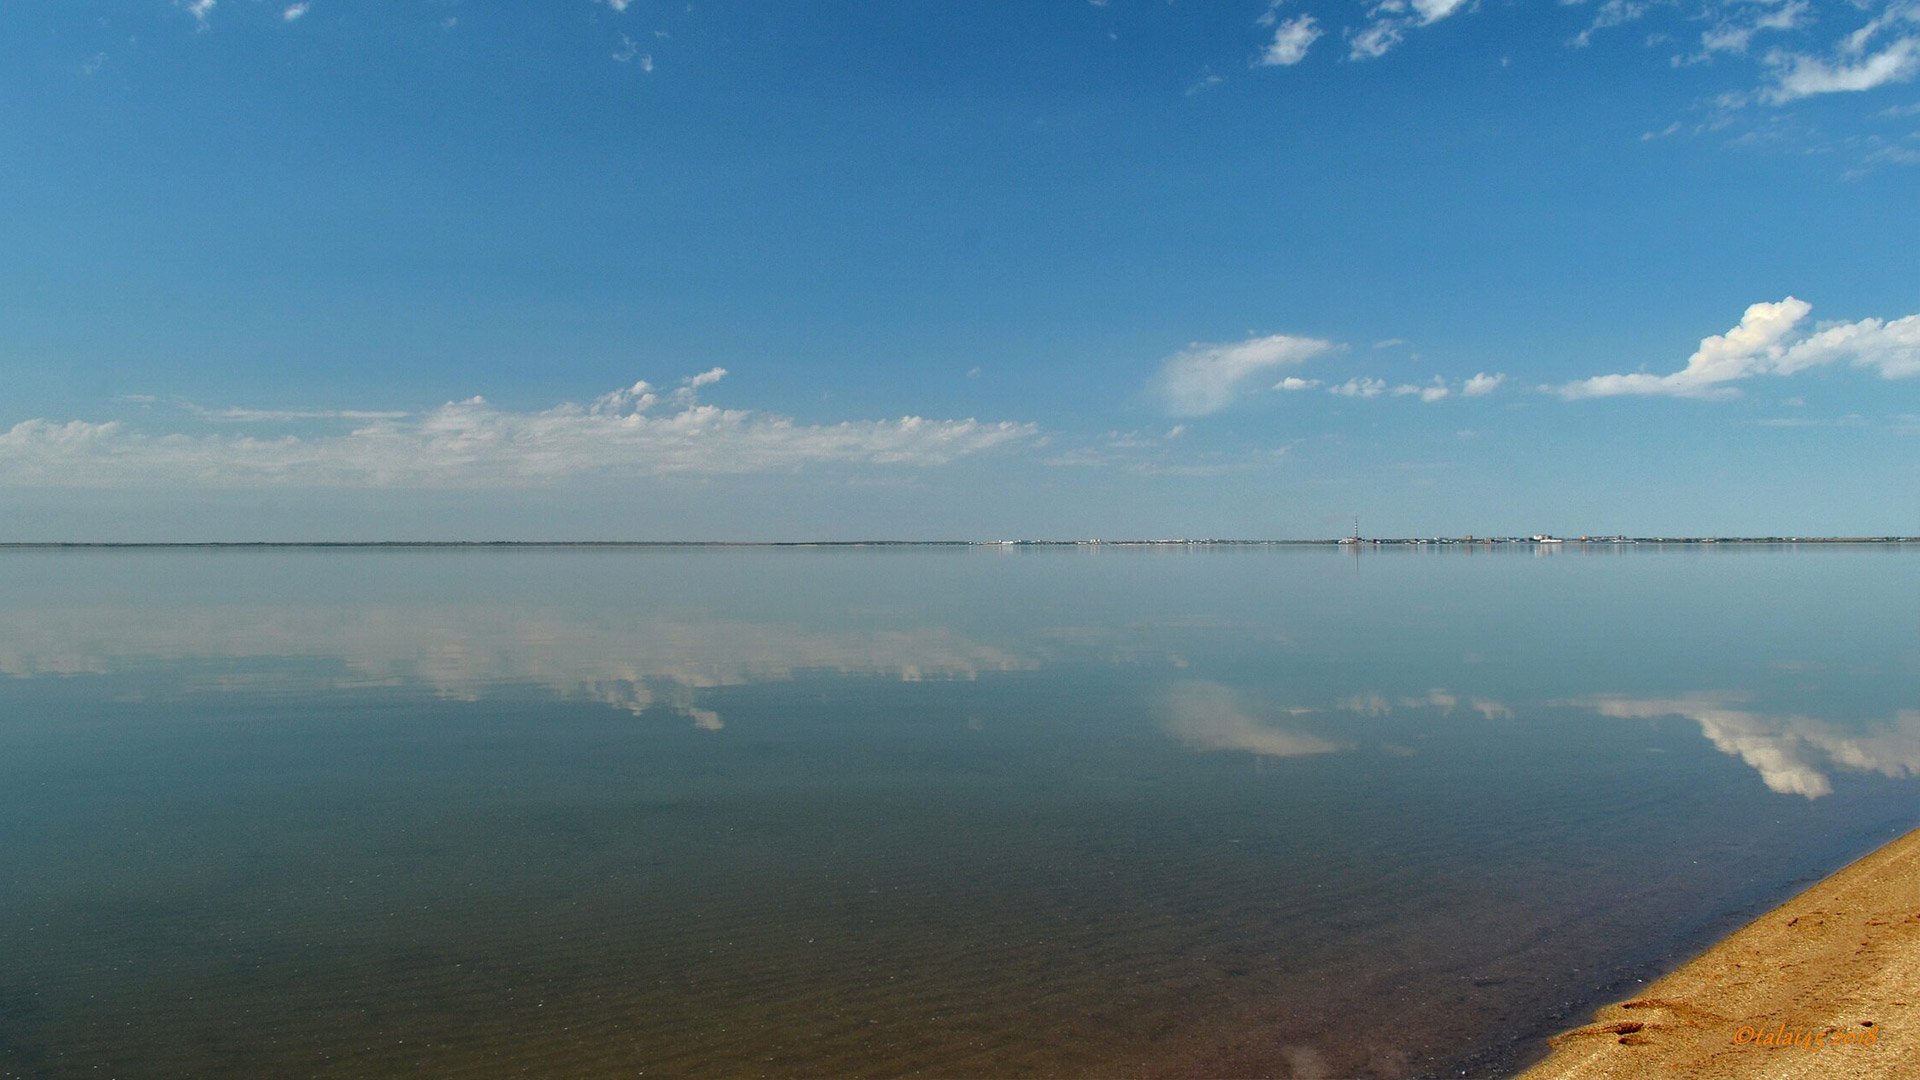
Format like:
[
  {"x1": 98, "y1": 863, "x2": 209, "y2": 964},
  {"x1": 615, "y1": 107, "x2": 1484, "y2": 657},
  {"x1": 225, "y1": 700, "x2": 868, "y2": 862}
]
[{"x1": 2, "y1": 545, "x2": 1916, "y2": 1078}]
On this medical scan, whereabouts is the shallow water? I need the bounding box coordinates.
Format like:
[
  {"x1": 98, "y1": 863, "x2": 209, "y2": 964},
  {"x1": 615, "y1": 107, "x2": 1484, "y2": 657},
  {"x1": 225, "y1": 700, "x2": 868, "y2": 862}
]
[{"x1": 2, "y1": 545, "x2": 1916, "y2": 1077}]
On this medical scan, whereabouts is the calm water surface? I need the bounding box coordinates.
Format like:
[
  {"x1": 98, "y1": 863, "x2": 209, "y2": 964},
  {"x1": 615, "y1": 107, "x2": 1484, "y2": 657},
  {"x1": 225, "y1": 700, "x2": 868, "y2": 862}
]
[{"x1": 2, "y1": 546, "x2": 1917, "y2": 1078}]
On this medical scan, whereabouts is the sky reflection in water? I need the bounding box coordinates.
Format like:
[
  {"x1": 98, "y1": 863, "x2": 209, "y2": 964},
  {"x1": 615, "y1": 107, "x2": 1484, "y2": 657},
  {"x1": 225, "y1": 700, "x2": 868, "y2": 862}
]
[{"x1": 0, "y1": 546, "x2": 1916, "y2": 1077}]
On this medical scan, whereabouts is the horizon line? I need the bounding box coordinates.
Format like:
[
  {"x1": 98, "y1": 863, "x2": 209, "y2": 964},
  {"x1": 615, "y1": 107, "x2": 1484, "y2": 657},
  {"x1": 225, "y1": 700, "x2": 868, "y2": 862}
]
[{"x1": 2, "y1": 536, "x2": 1917, "y2": 550}]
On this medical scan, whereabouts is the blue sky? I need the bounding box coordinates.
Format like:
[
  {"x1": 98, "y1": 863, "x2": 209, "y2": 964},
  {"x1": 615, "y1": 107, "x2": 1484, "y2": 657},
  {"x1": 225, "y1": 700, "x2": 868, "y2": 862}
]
[{"x1": 2, "y1": 0, "x2": 1917, "y2": 539}]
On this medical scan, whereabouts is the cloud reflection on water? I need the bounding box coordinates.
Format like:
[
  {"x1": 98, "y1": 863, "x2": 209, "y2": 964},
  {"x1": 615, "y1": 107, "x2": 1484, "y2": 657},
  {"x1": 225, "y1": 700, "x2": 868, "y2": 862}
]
[
  {"x1": 1161, "y1": 681, "x2": 1344, "y2": 759},
  {"x1": 1576, "y1": 693, "x2": 1920, "y2": 799},
  {"x1": 0, "y1": 606, "x2": 1033, "y2": 731}
]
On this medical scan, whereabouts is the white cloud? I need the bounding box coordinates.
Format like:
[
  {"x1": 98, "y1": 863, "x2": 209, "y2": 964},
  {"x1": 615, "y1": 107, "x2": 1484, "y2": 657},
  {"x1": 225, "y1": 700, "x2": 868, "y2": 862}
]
[
  {"x1": 1275, "y1": 376, "x2": 1323, "y2": 391},
  {"x1": 1330, "y1": 376, "x2": 1388, "y2": 398},
  {"x1": 1767, "y1": 35, "x2": 1920, "y2": 102},
  {"x1": 599, "y1": 0, "x2": 633, "y2": 12},
  {"x1": 0, "y1": 378, "x2": 1034, "y2": 488},
  {"x1": 1152, "y1": 333, "x2": 1337, "y2": 416},
  {"x1": 1187, "y1": 71, "x2": 1227, "y2": 95},
  {"x1": 282, "y1": 2, "x2": 309, "y2": 21},
  {"x1": 1388, "y1": 376, "x2": 1452, "y2": 402},
  {"x1": 1161, "y1": 681, "x2": 1344, "y2": 759},
  {"x1": 1350, "y1": 0, "x2": 1475, "y2": 60},
  {"x1": 1461, "y1": 372, "x2": 1505, "y2": 397},
  {"x1": 1572, "y1": 0, "x2": 1650, "y2": 49},
  {"x1": 1697, "y1": 0, "x2": 1808, "y2": 57},
  {"x1": 180, "y1": 0, "x2": 215, "y2": 27},
  {"x1": 1258, "y1": 15, "x2": 1323, "y2": 66},
  {"x1": 1412, "y1": 0, "x2": 1472, "y2": 20},
  {"x1": 1553, "y1": 297, "x2": 1920, "y2": 399},
  {"x1": 188, "y1": 405, "x2": 410, "y2": 423},
  {"x1": 1348, "y1": 19, "x2": 1406, "y2": 60}
]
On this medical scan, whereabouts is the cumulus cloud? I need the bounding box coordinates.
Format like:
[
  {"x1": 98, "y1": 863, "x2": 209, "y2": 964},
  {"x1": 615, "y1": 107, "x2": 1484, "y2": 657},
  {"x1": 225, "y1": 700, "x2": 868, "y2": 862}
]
[
  {"x1": 1275, "y1": 376, "x2": 1323, "y2": 391},
  {"x1": 282, "y1": 2, "x2": 308, "y2": 21},
  {"x1": 0, "y1": 378, "x2": 1034, "y2": 488},
  {"x1": 1393, "y1": 376, "x2": 1452, "y2": 402},
  {"x1": 1152, "y1": 333, "x2": 1337, "y2": 416},
  {"x1": 1161, "y1": 681, "x2": 1344, "y2": 759},
  {"x1": 180, "y1": 0, "x2": 215, "y2": 26},
  {"x1": 1575, "y1": 693, "x2": 1920, "y2": 799},
  {"x1": 1258, "y1": 15, "x2": 1323, "y2": 66},
  {"x1": 1552, "y1": 297, "x2": 1920, "y2": 399},
  {"x1": 1312, "y1": 373, "x2": 1499, "y2": 402},
  {"x1": 1330, "y1": 377, "x2": 1388, "y2": 398}
]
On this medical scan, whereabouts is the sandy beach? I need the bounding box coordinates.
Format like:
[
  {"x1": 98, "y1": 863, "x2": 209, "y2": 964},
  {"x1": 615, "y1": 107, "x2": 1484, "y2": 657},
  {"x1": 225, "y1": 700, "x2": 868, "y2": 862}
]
[{"x1": 1520, "y1": 827, "x2": 1920, "y2": 1079}]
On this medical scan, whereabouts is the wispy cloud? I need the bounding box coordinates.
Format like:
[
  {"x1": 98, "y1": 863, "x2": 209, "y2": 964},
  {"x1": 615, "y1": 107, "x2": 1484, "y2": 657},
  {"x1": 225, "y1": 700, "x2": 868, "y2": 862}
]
[
  {"x1": 1766, "y1": 33, "x2": 1920, "y2": 102},
  {"x1": 1350, "y1": 0, "x2": 1475, "y2": 61},
  {"x1": 0, "y1": 377, "x2": 1034, "y2": 488},
  {"x1": 1257, "y1": 15, "x2": 1324, "y2": 66},
  {"x1": 1552, "y1": 297, "x2": 1920, "y2": 399},
  {"x1": 1571, "y1": 0, "x2": 1651, "y2": 50},
  {"x1": 185, "y1": 405, "x2": 411, "y2": 423},
  {"x1": 1694, "y1": 0, "x2": 1809, "y2": 58},
  {"x1": 282, "y1": 2, "x2": 309, "y2": 22},
  {"x1": 1151, "y1": 333, "x2": 1337, "y2": 416}
]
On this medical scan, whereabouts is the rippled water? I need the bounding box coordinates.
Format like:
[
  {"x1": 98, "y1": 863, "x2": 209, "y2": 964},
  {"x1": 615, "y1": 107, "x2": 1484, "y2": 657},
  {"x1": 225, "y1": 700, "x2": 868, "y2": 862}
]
[{"x1": 2, "y1": 545, "x2": 1916, "y2": 1077}]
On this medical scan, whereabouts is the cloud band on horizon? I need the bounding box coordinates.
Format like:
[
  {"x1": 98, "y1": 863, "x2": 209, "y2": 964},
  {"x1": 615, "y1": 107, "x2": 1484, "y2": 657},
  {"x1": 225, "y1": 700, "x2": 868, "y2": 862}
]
[{"x1": 0, "y1": 373, "x2": 1035, "y2": 488}]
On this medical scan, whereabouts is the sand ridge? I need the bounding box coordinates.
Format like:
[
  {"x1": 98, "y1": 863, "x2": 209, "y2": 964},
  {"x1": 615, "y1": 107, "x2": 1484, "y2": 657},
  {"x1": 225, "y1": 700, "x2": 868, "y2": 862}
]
[{"x1": 1519, "y1": 827, "x2": 1920, "y2": 1080}]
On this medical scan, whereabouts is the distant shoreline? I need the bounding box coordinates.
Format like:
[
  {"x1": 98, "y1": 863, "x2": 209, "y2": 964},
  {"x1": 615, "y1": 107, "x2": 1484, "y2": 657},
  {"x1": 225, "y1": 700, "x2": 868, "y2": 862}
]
[{"x1": 1, "y1": 537, "x2": 1916, "y2": 550}]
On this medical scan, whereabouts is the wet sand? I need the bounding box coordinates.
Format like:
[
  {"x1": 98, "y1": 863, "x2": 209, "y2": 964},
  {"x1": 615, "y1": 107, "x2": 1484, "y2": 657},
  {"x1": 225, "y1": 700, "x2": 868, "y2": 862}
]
[{"x1": 1520, "y1": 826, "x2": 1920, "y2": 1080}]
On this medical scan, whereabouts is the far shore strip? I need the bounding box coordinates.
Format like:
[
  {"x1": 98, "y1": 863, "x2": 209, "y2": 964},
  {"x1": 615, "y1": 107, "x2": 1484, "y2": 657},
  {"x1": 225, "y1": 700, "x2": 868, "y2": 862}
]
[{"x1": 1520, "y1": 826, "x2": 1920, "y2": 1080}]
